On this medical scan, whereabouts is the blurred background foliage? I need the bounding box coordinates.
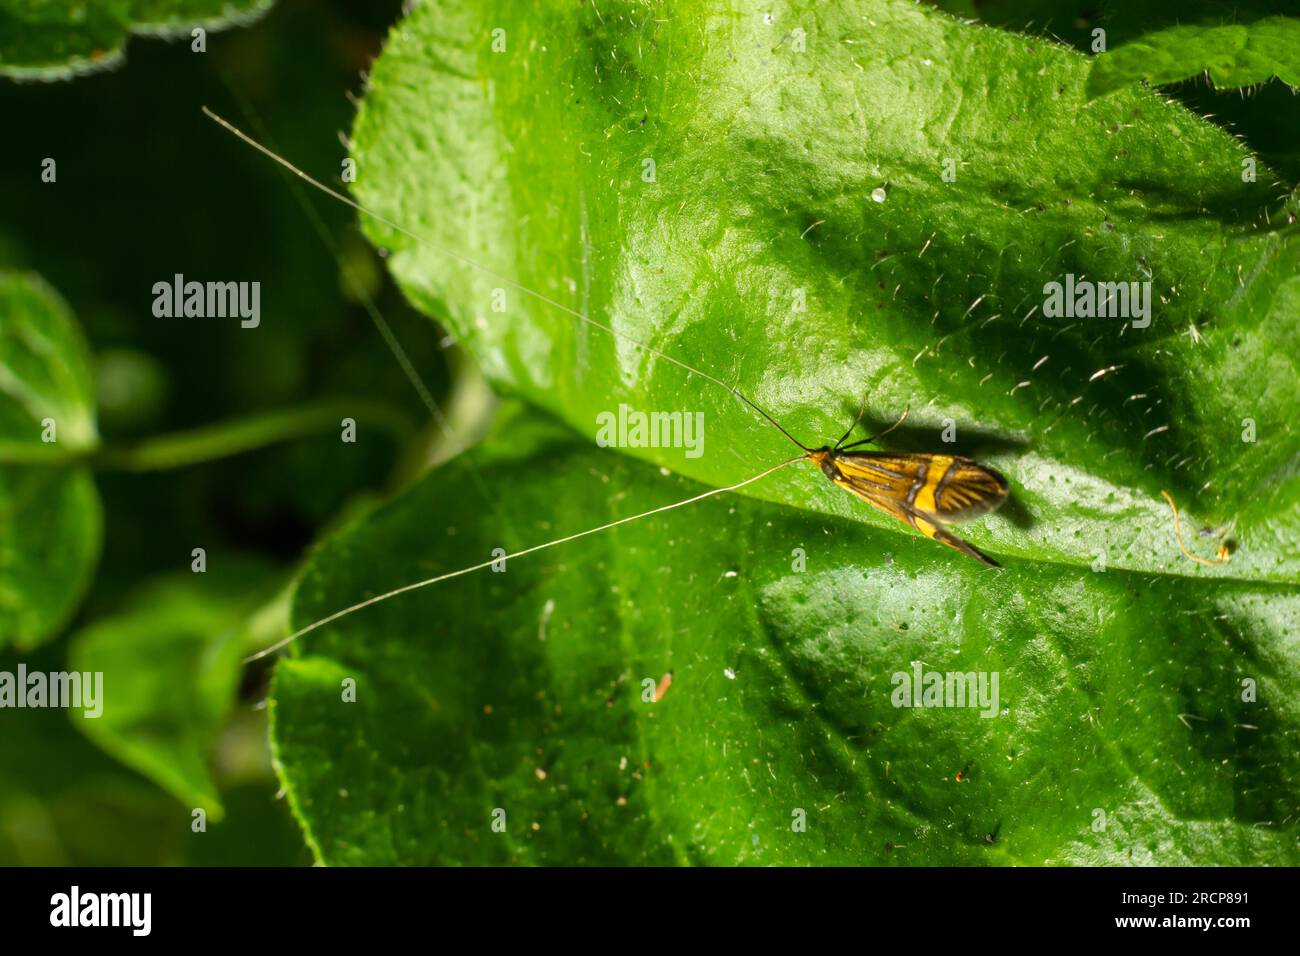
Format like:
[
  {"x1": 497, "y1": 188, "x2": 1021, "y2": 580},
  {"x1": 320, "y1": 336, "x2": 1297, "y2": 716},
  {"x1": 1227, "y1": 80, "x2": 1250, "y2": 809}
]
[
  {"x1": 0, "y1": 0, "x2": 448, "y2": 865},
  {"x1": 0, "y1": 0, "x2": 1295, "y2": 865}
]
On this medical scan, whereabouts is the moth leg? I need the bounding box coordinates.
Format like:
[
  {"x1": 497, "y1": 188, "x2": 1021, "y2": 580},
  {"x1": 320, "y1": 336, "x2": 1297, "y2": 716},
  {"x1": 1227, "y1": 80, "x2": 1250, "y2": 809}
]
[{"x1": 837, "y1": 406, "x2": 911, "y2": 453}]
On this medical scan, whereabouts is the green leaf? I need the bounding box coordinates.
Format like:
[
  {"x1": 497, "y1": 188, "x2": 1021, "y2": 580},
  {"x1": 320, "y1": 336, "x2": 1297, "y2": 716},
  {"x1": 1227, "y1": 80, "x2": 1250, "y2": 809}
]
[
  {"x1": 1087, "y1": 16, "x2": 1300, "y2": 99},
  {"x1": 922, "y1": 2, "x2": 1300, "y2": 181},
  {"x1": 1, "y1": 639, "x2": 307, "y2": 864},
  {"x1": 0, "y1": 272, "x2": 97, "y2": 456},
  {"x1": 0, "y1": 0, "x2": 273, "y2": 80},
  {"x1": 67, "y1": 566, "x2": 279, "y2": 818},
  {"x1": 266, "y1": 0, "x2": 1300, "y2": 866},
  {"x1": 272, "y1": 412, "x2": 1300, "y2": 864},
  {"x1": 0, "y1": 272, "x2": 101, "y2": 648},
  {"x1": 350, "y1": 0, "x2": 1300, "y2": 582},
  {"x1": 0, "y1": 694, "x2": 188, "y2": 865}
]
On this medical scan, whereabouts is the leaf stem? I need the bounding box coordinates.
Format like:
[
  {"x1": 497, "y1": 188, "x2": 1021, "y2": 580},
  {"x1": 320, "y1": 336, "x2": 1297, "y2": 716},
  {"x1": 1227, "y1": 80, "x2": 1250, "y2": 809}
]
[{"x1": 0, "y1": 400, "x2": 414, "y2": 472}]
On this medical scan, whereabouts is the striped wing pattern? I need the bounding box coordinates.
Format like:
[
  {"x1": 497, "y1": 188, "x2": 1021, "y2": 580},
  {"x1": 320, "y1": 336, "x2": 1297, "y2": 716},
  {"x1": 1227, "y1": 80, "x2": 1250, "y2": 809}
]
[{"x1": 826, "y1": 453, "x2": 1009, "y2": 567}]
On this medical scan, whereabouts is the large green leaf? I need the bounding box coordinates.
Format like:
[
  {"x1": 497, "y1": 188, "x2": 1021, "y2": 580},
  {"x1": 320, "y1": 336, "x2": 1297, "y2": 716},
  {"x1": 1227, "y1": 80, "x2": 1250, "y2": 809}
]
[
  {"x1": 0, "y1": 272, "x2": 101, "y2": 648},
  {"x1": 0, "y1": 0, "x2": 272, "y2": 80},
  {"x1": 1087, "y1": 16, "x2": 1300, "y2": 99},
  {"x1": 349, "y1": 0, "x2": 1299, "y2": 582},
  {"x1": 265, "y1": 0, "x2": 1300, "y2": 866},
  {"x1": 272, "y1": 411, "x2": 1299, "y2": 864}
]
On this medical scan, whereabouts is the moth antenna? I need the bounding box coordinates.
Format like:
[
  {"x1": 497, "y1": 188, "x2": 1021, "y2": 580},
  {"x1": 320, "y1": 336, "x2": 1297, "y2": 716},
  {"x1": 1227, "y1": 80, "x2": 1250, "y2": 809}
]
[
  {"x1": 1160, "y1": 490, "x2": 1230, "y2": 566},
  {"x1": 244, "y1": 455, "x2": 804, "y2": 663},
  {"x1": 201, "y1": 107, "x2": 810, "y2": 453}
]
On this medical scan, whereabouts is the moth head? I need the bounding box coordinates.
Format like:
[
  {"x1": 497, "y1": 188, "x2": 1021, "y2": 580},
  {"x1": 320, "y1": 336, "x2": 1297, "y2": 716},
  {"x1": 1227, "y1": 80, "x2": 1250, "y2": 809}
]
[{"x1": 806, "y1": 447, "x2": 840, "y2": 479}]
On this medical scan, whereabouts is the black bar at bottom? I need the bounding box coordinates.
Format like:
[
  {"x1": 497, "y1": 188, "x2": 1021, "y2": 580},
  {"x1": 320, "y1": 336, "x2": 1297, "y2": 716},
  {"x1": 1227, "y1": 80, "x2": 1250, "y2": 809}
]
[{"x1": 0, "y1": 865, "x2": 1281, "y2": 941}]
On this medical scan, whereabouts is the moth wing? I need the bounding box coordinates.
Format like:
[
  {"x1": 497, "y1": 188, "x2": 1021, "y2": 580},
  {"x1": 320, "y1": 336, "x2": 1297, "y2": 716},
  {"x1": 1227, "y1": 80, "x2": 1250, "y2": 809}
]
[
  {"x1": 928, "y1": 457, "x2": 1009, "y2": 523},
  {"x1": 827, "y1": 454, "x2": 922, "y2": 512},
  {"x1": 830, "y1": 454, "x2": 1006, "y2": 567}
]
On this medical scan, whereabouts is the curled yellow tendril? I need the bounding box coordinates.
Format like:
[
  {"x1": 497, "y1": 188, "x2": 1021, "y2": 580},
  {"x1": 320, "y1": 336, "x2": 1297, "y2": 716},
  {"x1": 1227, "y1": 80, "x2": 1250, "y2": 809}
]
[{"x1": 1160, "y1": 490, "x2": 1230, "y2": 566}]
